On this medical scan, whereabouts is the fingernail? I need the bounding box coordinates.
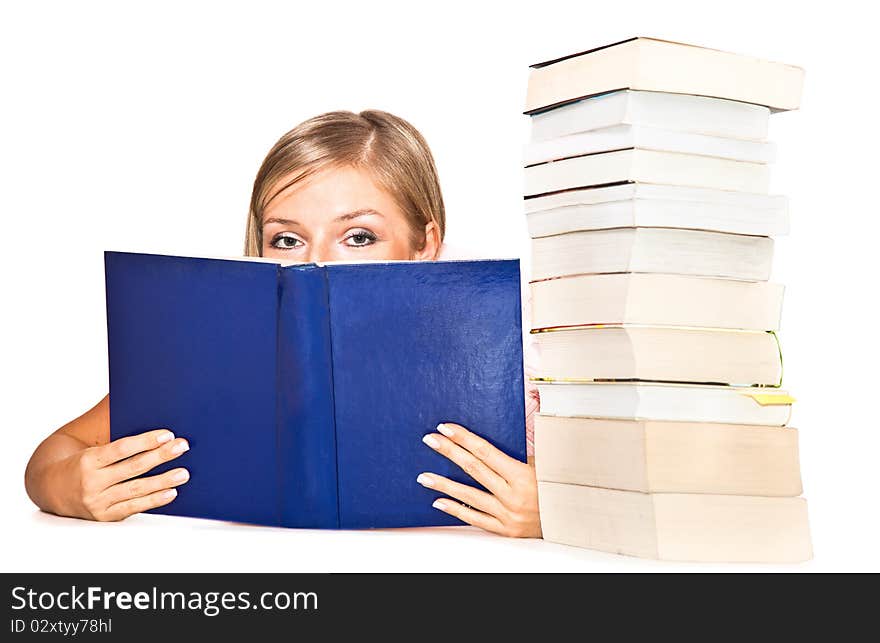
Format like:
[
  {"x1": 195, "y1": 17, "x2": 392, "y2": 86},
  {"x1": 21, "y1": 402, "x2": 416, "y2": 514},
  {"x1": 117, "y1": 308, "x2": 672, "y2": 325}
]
[
  {"x1": 432, "y1": 499, "x2": 448, "y2": 511},
  {"x1": 163, "y1": 489, "x2": 178, "y2": 500},
  {"x1": 422, "y1": 434, "x2": 441, "y2": 449},
  {"x1": 172, "y1": 469, "x2": 190, "y2": 483},
  {"x1": 416, "y1": 473, "x2": 433, "y2": 488},
  {"x1": 436, "y1": 423, "x2": 454, "y2": 438},
  {"x1": 157, "y1": 431, "x2": 174, "y2": 443},
  {"x1": 171, "y1": 439, "x2": 189, "y2": 454}
]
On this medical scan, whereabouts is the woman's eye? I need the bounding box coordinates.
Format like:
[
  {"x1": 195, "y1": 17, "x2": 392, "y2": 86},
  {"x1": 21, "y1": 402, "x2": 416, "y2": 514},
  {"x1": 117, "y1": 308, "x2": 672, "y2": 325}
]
[
  {"x1": 345, "y1": 230, "x2": 377, "y2": 247},
  {"x1": 271, "y1": 233, "x2": 301, "y2": 250}
]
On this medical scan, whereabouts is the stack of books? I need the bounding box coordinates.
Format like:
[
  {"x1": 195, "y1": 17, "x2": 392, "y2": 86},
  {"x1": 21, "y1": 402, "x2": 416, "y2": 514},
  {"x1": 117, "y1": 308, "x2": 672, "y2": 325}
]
[{"x1": 524, "y1": 38, "x2": 813, "y2": 563}]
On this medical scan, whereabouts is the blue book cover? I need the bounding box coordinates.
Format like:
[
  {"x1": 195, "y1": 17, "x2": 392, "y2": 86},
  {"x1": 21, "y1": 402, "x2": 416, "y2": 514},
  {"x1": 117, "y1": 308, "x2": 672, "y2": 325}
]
[{"x1": 104, "y1": 251, "x2": 527, "y2": 529}]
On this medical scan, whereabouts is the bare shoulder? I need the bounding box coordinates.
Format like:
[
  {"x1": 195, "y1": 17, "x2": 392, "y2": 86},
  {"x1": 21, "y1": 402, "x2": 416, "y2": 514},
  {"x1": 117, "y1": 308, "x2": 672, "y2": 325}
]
[{"x1": 56, "y1": 394, "x2": 110, "y2": 447}]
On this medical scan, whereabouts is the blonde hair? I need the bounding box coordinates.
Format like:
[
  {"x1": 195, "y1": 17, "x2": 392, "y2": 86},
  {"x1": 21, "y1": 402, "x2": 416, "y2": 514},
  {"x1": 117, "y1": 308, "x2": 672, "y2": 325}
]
[{"x1": 243, "y1": 110, "x2": 446, "y2": 257}]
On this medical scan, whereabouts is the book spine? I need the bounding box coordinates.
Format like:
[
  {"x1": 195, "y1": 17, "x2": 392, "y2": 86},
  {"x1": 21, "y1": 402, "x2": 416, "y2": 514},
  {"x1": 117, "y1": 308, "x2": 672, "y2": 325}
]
[{"x1": 277, "y1": 265, "x2": 339, "y2": 528}]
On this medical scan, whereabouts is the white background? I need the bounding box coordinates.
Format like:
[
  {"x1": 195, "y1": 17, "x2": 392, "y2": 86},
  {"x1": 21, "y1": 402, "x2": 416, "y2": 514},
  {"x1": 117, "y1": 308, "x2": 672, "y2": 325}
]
[{"x1": 2, "y1": 0, "x2": 877, "y2": 572}]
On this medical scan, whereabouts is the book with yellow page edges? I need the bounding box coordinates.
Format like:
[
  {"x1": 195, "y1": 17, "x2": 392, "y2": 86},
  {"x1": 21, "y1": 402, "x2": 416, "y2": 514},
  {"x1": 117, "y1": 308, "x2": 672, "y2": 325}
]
[{"x1": 523, "y1": 38, "x2": 812, "y2": 563}]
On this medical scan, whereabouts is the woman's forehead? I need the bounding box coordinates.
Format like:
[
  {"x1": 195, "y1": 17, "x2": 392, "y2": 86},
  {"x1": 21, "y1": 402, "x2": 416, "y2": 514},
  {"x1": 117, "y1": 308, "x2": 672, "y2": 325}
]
[{"x1": 263, "y1": 165, "x2": 404, "y2": 225}]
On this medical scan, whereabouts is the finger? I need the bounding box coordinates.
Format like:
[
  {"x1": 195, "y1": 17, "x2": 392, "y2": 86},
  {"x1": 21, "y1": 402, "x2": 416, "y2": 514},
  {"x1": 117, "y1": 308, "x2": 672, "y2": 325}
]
[
  {"x1": 436, "y1": 422, "x2": 524, "y2": 482},
  {"x1": 431, "y1": 497, "x2": 506, "y2": 535},
  {"x1": 101, "y1": 467, "x2": 190, "y2": 507},
  {"x1": 101, "y1": 437, "x2": 190, "y2": 487},
  {"x1": 422, "y1": 433, "x2": 508, "y2": 498},
  {"x1": 102, "y1": 487, "x2": 179, "y2": 521},
  {"x1": 417, "y1": 472, "x2": 504, "y2": 517},
  {"x1": 90, "y1": 429, "x2": 176, "y2": 468}
]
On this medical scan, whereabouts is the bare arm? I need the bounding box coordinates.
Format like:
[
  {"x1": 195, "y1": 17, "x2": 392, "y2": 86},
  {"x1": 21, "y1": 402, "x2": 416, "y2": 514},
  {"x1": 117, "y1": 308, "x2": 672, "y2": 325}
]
[
  {"x1": 25, "y1": 395, "x2": 110, "y2": 514},
  {"x1": 24, "y1": 394, "x2": 191, "y2": 521}
]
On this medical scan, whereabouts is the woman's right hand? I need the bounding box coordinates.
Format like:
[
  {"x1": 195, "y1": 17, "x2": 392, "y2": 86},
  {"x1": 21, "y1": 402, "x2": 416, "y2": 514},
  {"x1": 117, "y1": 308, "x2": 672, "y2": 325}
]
[{"x1": 59, "y1": 429, "x2": 191, "y2": 521}]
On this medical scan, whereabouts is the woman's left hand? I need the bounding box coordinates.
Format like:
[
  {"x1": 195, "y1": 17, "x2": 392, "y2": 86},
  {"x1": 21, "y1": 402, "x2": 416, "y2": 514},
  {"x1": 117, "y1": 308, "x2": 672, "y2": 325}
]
[{"x1": 419, "y1": 422, "x2": 541, "y2": 538}]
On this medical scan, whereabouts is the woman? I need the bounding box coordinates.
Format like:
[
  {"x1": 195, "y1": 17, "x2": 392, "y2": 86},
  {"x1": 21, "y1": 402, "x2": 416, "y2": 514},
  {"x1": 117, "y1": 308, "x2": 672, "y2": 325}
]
[{"x1": 24, "y1": 110, "x2": 542, "y2": 538}]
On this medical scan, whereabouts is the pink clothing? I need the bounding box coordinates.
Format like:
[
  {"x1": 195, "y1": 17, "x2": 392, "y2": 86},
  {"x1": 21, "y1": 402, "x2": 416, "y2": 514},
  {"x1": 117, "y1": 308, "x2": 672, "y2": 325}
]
[
  {"x1": 522, "y1": 322, "x2": 541, "y2": 458},
  {"x1": 437, "y1": 242, "x2": 540, "y2": 457}
]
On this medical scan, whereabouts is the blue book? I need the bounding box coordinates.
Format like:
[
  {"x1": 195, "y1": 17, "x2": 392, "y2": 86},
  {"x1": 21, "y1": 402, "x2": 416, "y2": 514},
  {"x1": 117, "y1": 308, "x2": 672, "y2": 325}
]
[{"x1": 104, "y1": 251, "x2": 526, "y2": 528}]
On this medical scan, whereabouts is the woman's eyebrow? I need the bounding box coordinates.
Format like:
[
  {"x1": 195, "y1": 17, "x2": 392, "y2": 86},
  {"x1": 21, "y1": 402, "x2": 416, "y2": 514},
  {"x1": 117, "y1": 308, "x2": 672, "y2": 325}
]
[
  {"x1": 263, "y1": 217, "x2": 300, "y2": 226},
  {"x1": 263, "y1": 209, "x2": 384, "y2": 227},
  {"x1": 334, "y1": 208, "x2": 384, "y2": 222}
]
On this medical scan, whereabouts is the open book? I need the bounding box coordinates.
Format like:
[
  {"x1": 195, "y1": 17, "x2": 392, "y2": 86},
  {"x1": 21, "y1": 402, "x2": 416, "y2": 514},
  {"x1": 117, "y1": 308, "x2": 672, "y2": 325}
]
[{"x1": 104, "y1": 251, "x2": 527, "y2": 528}]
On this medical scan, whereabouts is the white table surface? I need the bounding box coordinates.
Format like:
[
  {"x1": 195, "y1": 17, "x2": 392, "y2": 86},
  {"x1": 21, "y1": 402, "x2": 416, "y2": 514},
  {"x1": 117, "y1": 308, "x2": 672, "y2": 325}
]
[{"x1": 5, "y1": 507, "x2": 819, "y2": 573}]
